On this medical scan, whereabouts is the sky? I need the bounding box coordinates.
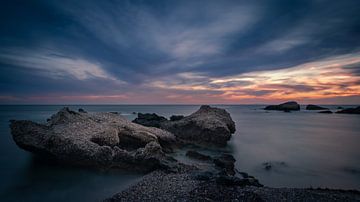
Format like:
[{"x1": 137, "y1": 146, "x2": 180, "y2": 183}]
[{"x1": 0, "y1": 0, "x2": 360, "y2": 104}]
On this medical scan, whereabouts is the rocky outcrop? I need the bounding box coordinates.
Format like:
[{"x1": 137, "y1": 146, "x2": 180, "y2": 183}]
[
  {"x1": 336, "y1": 106, "x2": 360, "y2": 114},
  {"x1": 306, "y1": 104, "x2": 328, "y2": 110},
  {"x1": 132, "y1": 113, "x2": 167, "y2": 127},
  {"x1": 10, "y1": 107, "x2": 176, "y2": 172},
  {"x1": 132, "y1": 105, "x2": 236, "y2": 146},
  {"x1": 264, "y1": 101, "x2": 300, "y2": 111},
  {"x1": 161, "y1": 105, "x2": 236, "y2": 146}
]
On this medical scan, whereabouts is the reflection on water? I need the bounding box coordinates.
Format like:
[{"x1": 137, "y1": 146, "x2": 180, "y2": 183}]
[{"x1": 0, "y1": 105, "x2": 359, "y2": 201}]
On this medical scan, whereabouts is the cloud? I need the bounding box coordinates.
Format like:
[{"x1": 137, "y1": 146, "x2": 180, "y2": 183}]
[{"x1": 0, "y1": 48, "x2": 121, "y2": 81}]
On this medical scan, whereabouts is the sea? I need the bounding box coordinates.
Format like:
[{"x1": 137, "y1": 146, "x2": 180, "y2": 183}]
[{"x1": 0, "y1": 105, "x2": 359, "y2": 201}]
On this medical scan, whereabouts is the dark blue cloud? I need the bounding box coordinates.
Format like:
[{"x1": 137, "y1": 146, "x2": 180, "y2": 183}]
[{"x1": 0, "y1": 0, "x2": 359, "y2": 103}]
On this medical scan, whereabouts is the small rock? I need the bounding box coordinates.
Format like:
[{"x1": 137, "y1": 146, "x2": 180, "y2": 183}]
[
  {"x1": 306, "y1": 105, "x2": 328, "y2": 110},
  {"x1": 132, "y1": 113, "x2": 168, "y2": 127},
  {"x1": 169, "y1": 115, "x2": 184, "y2": 121}
]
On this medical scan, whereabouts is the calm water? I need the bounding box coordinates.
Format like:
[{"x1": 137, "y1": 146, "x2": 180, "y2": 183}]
[{"x1": 0, "y1": 105, "x2": 359, "y2": 201}]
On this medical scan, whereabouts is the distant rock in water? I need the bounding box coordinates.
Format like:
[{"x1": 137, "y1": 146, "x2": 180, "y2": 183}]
[
  {"x1": 169, "y1": 115, "x2": 184, "y2": 121},
  {"x1": 132, "y1": 113, "x2": 168, "y2": 127},
  {"x1": 336, "y1": 106, "x2": 360, "y2": 114},
  {"x1": 161, "y1": 105, "x2": 236, "y2": 146},
  {"x1": 10, "y1": 107, "x2": 176, "y2": 172},
  {"x1": 318, "y1": 110, "x2": 333, "y2": 114},
  {"x1": 264, "y1": 101, "x2": 300, "y2": 111},
  {"x1": 306, "y1": 104, "x2": 328, "y2": 110}
]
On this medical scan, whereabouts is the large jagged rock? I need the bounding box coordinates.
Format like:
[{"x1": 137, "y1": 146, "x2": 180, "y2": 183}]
[
  {"x1": 10, "y1": 107, "x2": 176, "y2": 172},
  {"x1": 306, "y1": 104, "x2": 328, "y2": 110},
  {"x1": 161, "y1": 105, "x2": 236, "y2": 146},
  {"x1": 336, "y1": 106, "x2": 360, "y2": 114},
  {"x1": 264, "y1": 101, "x2": 300, "y2": 111}
]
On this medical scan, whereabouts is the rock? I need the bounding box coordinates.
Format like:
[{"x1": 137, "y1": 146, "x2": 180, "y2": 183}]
[
  {"x1": 186, "y1": 150, "x2": 212, "y2": 161},
  {"x1": 10, "y1": 107, "x2": 176, "y2": 172},
  {"x1": 213, "y1": 154, "x2": 236, "y2": 175},
  {"x1": 336, "y1": 106, "x2": 360, "y2": 114},
  {"x1": 264, "y1": 101, "x2": 300, "y2": 111},
  {"x1": 337, "y1": 106, "x2": 344, "y2": 109},
  {"x1": 161, "y1": 105, "x2": 236, "y2": 146},
  {"x1": 318, "y1": 110, "x2": 333, "y2": 114},
  {"x1": 132, "y1": 112, "x2": 137, "y2": 114},
  {"x1": 169, "y1": 115, "x2": 184, "y2": 121},
  {"x1": 78, "y1": 108, "x2": 87, "y2": 113},
  {"x1": 132, "y1": 113, "x2": 168, "y2": 127},
  {"x1": 306, "y1": 104, "x2": 328, "y2": 110}
]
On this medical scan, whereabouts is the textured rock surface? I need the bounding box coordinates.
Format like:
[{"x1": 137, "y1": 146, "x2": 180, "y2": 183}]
[
  {"x1": 264, "y1": 101, "x2": 300, "y2": 111},
  {"x1": 336, "y1": 106, "x2": 360, "y2": 114},
  {"x1": 161, "y1": 105, "x2": 236, "y2": 146},
  {"x1": 306, "y1": 104, "x2": 328, "y2": 110},
  {"x1": 10, "y1": 107, "x2": 176, "y2": 171}
]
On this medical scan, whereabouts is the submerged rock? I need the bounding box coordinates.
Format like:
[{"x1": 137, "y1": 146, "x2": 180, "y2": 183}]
[
  {"x1": 213, "y1": 154, "x2": 236, "y2": 175},
  {"x1": 10, "y1": 107, "x2": 176, "y2": 172},
  {"x1": 264, "y1": 101, "x2": 300, "y2": 111},
  {"x1": 306, "y1": 104, "x2": 328, "y2": 110},
  {"x1": 186, "y1": 150, "x2": 212, "y2": 161},
  {"x1": 132, "y1": 113, "x2": 167, "y2": 127},
  {"x1": 336, "y1": 106, "x2": 360, "y2": 114},
  {"x1": 161, "y1": 105, "x2": 236, "y2": 146},
  {"x1": 318, "y1": 110, "x2": 333, "y2": 114}
]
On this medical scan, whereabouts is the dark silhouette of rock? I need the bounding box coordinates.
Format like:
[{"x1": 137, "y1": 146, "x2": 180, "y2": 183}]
[
  {"x1": 169, "y1": 115, "x2": 184, "y2": 121},
  {"x1": 161, "y1": 105, "x2": 236, "y2": 146},
  {"x1": 264, "y1": 101, "x2": 300, "y2": 111},
  {"x1": 318, "y1": 110, "x2": 333, "y2": 114},
  {"x1": 132, "y1": 113, "x2": 168, "y2": 127},
  {"x1": 78, "y1": 108, "x2": 87, "y2": 113},
  {"x1": 186, "y1": 150, "x2": 212, "y2": 161},
  {"x1": 336, "y1": 106, "x2": 360, "y2": 114},
  {"x1": 306, "y1": 105, "x2": 328, "y2": 110},
  {"x1": 10, "y1": 107, "x2": 176, "y2": 172}
]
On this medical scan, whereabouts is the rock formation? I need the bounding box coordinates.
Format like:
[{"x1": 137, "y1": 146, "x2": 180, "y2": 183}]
[
  {"x1": 10, "y1": 107, "x2": 176, "y2": 172},
  {"x1": 264, "y1": 101, "x2": 300, "y2": 111}
]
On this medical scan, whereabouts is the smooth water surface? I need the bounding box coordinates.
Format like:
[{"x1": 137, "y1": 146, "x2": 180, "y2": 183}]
[{"x1": 0, "y1": 105, "x2": 359, "y2": 201}]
